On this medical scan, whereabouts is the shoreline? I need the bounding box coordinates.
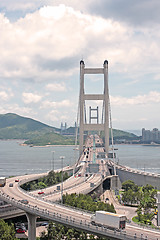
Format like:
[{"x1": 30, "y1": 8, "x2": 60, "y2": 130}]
[{"x1": 20, "y1": 143, "x2": 77, "y2": 147}]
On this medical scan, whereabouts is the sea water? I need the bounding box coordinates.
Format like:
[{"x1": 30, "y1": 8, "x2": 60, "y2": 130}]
[{"x1": 0, "y1": 140, "x2": 160, "y2": 177}]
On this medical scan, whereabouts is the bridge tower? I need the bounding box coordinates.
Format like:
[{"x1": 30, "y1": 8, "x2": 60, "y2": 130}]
[{"x1": 79, "y1": 60, "x2": 109, "y2": 156}]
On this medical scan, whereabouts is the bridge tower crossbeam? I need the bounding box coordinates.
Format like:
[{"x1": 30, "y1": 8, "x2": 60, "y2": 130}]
[{"x1": 79, "y1": 60, "x2": 109, "y2": 156}]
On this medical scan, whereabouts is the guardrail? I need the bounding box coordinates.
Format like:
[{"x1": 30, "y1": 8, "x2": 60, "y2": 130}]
[
  {"x1": 0, "y1": 190, "x2": 146, "y2": 240},
  {"x1": 0, "y1": 191, "x2": 154, "y2": 240},
  {"x1": 18, "y1": 173, "x2": 100, "y2": 200}
]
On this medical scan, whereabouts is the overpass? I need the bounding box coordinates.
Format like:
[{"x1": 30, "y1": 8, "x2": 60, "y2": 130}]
[
  {"x1": 107, "y1": 159, "x2": 160, "y2": 189},
  {"x1": 1, "y1": 135, "x2": 160, "y2": 240},
  {"x1": 1, "y1": 61, "x2": 160, "y2": 240}
]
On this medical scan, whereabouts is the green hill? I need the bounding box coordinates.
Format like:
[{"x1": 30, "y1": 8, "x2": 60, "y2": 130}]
[
  {"x1": 0, "y1": 113, "x2": 138, "y2": 146},
  {"x1": 100, "y1": 128, "x2": 139, "y2": 142},
  {"x1": 0, "y1": 113, "x2": 58, "y2": 139},
  {"x1": 110, "y1": 129, "x2": 138, "y2": 139},
  {"x1": 24, "y1": 132, "x2": 75, "y2": 146}
]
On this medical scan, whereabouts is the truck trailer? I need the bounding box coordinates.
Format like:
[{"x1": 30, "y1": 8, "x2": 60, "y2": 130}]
[
  {"x1": 0, "y1": 177, "x2": 6, "y2": 187},
  {"x1": 91, "y1": 211, "x2": 126, "y2": 230}
]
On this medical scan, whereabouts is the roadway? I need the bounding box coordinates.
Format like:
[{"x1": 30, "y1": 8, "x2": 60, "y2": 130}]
[{"x1": 1, "y1": 135, "x2": 160, "y2": 239}]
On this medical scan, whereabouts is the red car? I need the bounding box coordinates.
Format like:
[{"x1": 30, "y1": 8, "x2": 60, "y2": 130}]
[
  {"x1": 16, "y1": 228, "x2": 25, "y2": 233},
  {"x1": 15, "y1": 179, "x2": 19, "y2": 182},
  {"x1": 38, "y1": 191, "x2": 44, "y2": 195}
]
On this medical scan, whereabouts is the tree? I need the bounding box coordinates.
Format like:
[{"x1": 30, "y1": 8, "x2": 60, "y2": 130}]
[
  {"x1": 139, "y1": 186, "x2": 157, "y2": 223},
  {"x1": 122, "y1": 188, "x2": 136, "y2": 205},
  {"x1": 136, "y1": 205, "x2": 142, "y2": 221},
  {"x1": 21, "y1": 170, "x2": 69, "y2": 191},
  {"x1": 0, "y1": 219, "x2": 18, "y2": 240},
  {"x1": 122, "y1": 181, "x2": 157, "y2": 224},
  {"x1": 122, "y1": 180, "x2": 138, "y2": 192},
  {"x1": 40, "y1": 193, "x2": 116, "y2": 239},
  {"x1": 39, "y1": 231, "x2": 47, "y2": 240}
]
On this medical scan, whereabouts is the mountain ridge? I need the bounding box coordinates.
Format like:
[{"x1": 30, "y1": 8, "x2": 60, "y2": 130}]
[
  {"x1": 0, "y1": 113, "x2": 57, "y2": 140},
  {"x1": 0, "y1": 113, "x2": 138, "y2": 145}
]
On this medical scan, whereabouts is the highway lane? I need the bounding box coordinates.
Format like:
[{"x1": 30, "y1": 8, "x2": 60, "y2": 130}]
[
  {"x1": 31, "y1": 169, "x2": 86, "y2": 195},
  {"x1": 3, "y1": 172, "x2": 160, "y2": 239},
  {"x1": 45, "y1": 174, "x2": 102, "y2": 201},
  {"x1": 2, "y1": 135, "x2": 160, "y2": 239},
  {"x1": 1, "y1": 180, "x2": 92, "y2": 223},
  {"x1": 108, "y1": 191, "x2": 160, "y2": 239}
]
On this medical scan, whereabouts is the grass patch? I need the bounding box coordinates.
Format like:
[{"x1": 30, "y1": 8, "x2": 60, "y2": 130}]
[
  {"x1": 132, "y1": 216, "x2": 139, "y2": 223},
  {"x1": 132, "y1": 216, "x2": 157, "y2": 229}
]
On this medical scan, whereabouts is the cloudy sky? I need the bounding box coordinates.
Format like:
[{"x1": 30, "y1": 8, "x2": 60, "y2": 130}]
[{"x1": 0, "y1": 0, "x2": 160, "y2": 133}]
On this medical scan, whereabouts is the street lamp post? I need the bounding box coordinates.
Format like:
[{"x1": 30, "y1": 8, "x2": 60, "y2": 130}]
[
  {"x1": 51, "y1": 151, "x2": 55, "y2": 171},
  {"x1": 60, "y1": 156, "x2": 65, "y2": 204}
]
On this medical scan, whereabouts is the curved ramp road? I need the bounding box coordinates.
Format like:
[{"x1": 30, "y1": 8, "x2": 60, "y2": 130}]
[{"x1": 1, "y1": 136, "x2": 160, "y2": 240}]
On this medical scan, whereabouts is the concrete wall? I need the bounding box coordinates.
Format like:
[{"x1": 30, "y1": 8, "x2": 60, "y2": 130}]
[
  {"x1": 116, "y1": 168, "x2": 160, "y2": 189},
  {"x1": 110, "y1": 175, "x2": 122, "y2": 190}
]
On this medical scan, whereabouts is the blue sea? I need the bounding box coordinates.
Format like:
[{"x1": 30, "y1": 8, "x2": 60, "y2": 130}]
[{"x1": 0, "y1": 140, "x2": 160, "y2": 177}]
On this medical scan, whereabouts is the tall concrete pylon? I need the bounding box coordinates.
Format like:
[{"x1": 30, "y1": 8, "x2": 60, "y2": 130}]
[{"x1": 79, "y1": 60, "x2": 109, "y2": 156}]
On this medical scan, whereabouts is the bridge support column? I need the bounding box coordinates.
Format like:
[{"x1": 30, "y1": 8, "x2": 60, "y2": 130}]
[
  {"x1": 79, "y1": 60, "x2": 109, "y2": 156},
  {"x1": 26, "y1": 212, "x2": 37, "y2": 240}
]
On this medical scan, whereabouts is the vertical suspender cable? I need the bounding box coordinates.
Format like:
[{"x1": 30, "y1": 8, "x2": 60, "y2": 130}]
[{"x1": 109, "y1": 97, "x2": 116, "y2": 175}]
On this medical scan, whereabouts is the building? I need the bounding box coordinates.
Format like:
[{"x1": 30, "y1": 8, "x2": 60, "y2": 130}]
[
  {"x1": 142, "y1": 128, "x2": 160, "y2": 143},
  {"x1": 60, "y1": 122, "x2": 67, "y2": 134}
]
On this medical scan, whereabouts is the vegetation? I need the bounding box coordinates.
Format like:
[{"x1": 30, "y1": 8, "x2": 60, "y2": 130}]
[
  {"x1": 63, "y1": 193, "x2": 116, "y2": 213},
  {"x1": 100, "y1": 129, "x2": 139, "y2": 144},
  {"x1": 39, "y1": 222, "x2": 109, "y2": 240},
  {"x1": 0, "y1": 113, "x2": 57, "y2": 139},
  {"x1": 21, "y1": 171, "x2": 70, "y2": 191},
  {"x1": 121, "y1": 180, "x2": 157, "y2": 225},
  {"x1": 0, "y1": 113, "x2": 75, "y2": 145},
  {"x1": 38, "y1": 193, "x2": 115, "y2": 240},
  {"x1": 24, "y1": 132, "x2": 75, "y2": 146},
  {"x1": 0, "y1": 113, "x2": 139, "y2": 146},
  {"x1": 0, "y1": 219, "x2": 18, "y2": 240}
]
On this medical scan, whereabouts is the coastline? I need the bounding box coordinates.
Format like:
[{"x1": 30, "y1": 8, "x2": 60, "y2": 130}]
[{"x1": 20, "y1": 143, "x2": 77, "y2": 147}]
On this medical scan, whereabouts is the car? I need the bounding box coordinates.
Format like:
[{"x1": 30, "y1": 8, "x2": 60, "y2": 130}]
[
  {"x1": 20, "y1": 199, "x2": 29, "y2": 204},
  {"x1": 15, "y1": 222, "x2": 25, "y2": 227},
  {"x1": 41, "y1": 222, "x2": 48, "y2": 226},
  {"x1": 38, "y1": 191, "x2": 44, "y2": 195},
  {"x1": 16, "y1": 228, "x2": 25, "y2": 233},
  {"x1": 16, "y1": 225, "x2": 26, "y2": 232},
  {"x1": 9, "y1": 183, "x2": 13, "y2": 187},
  {"x1": 15, "y1": 179, "x2": 19, "y2": 182},
  {"x1": 105, "y1": 198, "x2": 109, "y2": 201}
]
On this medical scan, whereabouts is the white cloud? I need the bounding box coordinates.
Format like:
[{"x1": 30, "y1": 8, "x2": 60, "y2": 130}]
[
  {"x1": 46, "y1": 108, "x2": 74, "y2": 124},
  {"x1": 46, "y1": 83, "x2": 66, "y2": 92},
  {"x1": 22, "y1": 92, "x2": 42, "y2": 104},
  {"x1": 0, "y1": 0, "x2": 41, "y2": 12},
  {"x1": 0, "y1": 4, "x2": 154, "y2": 82},
  {"x1": 0, "y1": 91, "x2": 9, "y2": 101},
  {"x1": 0, "y1": 3, "x2": 160, "y2": 130},
  {"x1": 41, "y1": 99, "x2": 72, "y2": 109},
  {"x1": 110, "y1": 91, "x2": 160, "y2": 106},
  {"x1": 0, "y1": 103, "x2": 33, "y2": 115},
  {"x1": 0, "y1": 90, "x2": 14, "y2": 101}
]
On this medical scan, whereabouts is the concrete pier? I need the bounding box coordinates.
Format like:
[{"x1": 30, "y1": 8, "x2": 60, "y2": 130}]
[
  {"x1": 26, "y1": 212, "x2": 37, "y2": 240},
  {"x1": 79, "y1": 60, "x2": 109, "y2": 156}
]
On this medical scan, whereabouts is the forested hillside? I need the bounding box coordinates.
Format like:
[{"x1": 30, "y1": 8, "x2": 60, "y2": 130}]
[
  {"x1": 0, "y1": 113, "x2": 138, "y2": 145},
  {"x1": 0, "y1": 113, "x2": 57, "y2": 139}
]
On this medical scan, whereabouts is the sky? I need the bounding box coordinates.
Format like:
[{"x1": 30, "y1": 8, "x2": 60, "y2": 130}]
[{"x1": 0, "y1": 0, "x2": 160, "y2": 133}]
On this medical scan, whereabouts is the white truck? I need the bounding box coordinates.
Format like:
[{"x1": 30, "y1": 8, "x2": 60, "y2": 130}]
[
  {"x1": 91, "y1": 211, "x2": 126, "y2": 230},
  {"x1": 0, "y1": 177, "x2": 6, "y2": 187}
]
